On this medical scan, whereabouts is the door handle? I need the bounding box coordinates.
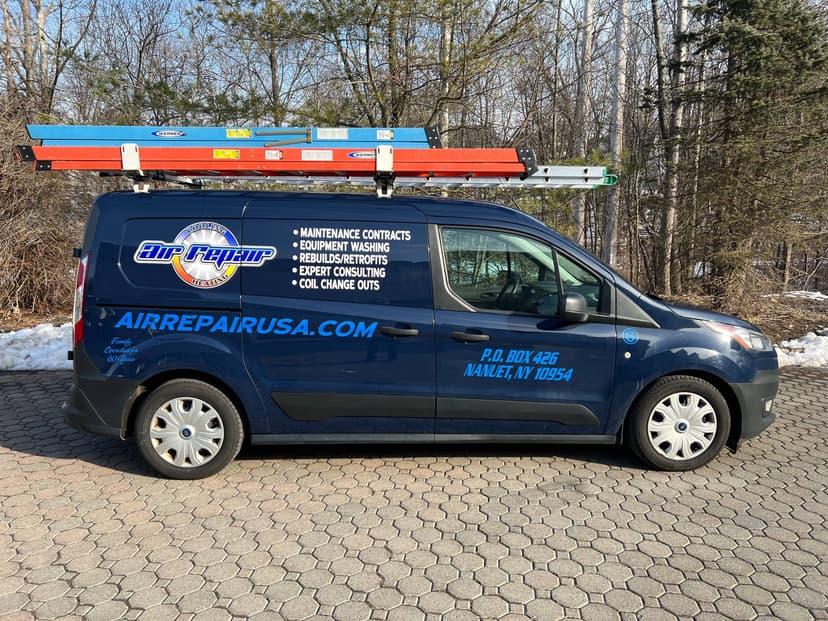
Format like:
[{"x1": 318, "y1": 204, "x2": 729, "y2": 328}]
[
  {"x1": 380, "y1": 326, "x2": 420, "y2": 337},
  {"x1": 451, "y1": 331, "x2": 490, "y2": 343}
]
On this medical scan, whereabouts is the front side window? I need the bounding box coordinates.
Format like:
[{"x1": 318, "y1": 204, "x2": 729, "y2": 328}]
[
  {"x1": 556, "y1": 252, "x2": 603, "y2": 312},
  {"x1": 441, "y1": 227, "x2": 606, "y2": 316},
  {"x1": 440, "y1": 228, "x2": 560, "y2": 314}
]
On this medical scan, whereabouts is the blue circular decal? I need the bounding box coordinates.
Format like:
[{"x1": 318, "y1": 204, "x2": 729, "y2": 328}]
[{"x1": 622, "y1": 328, "x2": 639, "y2": 345}]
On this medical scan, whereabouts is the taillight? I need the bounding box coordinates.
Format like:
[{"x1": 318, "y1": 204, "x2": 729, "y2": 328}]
[{"x1": 73, "y1": 254, "x2": 88, "y2": 347}]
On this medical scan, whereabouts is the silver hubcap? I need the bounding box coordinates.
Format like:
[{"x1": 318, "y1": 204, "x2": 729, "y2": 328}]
[
  {"x1": 149, "y1": 397, "x2": 224, "y2": 468},
  {"x1": 647, "y1": 391, "x2": 717, "y2": 461}
]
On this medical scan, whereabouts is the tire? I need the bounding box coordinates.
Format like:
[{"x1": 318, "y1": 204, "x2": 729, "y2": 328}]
[
  {"x1": 134, "y1": 379, "x2": 244, "y2": 479},
  {"x1": 625, "y1": 375, "x2": 731, "y2": 471}
]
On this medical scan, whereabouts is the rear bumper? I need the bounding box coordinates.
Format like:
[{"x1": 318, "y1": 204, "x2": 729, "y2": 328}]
[
  {"x1": 63, "y1": 382, "x2": 122, "y2": 438},
  {"x1": 731, "y1": 368, "x2": 778, "y2": 445},
  {"x1": 62, "y1": 345, "x2": 141, "y2": 439}
]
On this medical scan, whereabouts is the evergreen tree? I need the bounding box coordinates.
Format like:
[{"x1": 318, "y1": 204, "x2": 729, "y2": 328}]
[{"x1": 689, "y1": 0, "x2": 828, "y2": 299}]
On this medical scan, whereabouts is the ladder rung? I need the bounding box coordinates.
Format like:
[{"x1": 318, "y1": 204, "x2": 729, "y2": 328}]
[{"x1": 162, "y1": 174, "x2": 614, "y2": 190}]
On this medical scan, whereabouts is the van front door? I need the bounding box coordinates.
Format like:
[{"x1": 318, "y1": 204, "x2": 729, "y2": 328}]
[{"x1": 433, "y1": 226, "x2": 617, "y2": 438}]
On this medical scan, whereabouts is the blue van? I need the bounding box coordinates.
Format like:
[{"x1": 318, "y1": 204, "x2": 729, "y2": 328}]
[{"x1": 64, "y1": 191, "x2": 778, "y2": 478}]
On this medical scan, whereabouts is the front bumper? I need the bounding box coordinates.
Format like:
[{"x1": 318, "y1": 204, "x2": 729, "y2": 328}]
[{"x1": 730, "y1": 368, "x2": 778, "y2": 445}]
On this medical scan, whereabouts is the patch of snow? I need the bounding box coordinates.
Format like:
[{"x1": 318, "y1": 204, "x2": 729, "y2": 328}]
[
  {"x1": 763, "y1": 290, "x2": 828, "y2": 302},
  {"x1": 776, "y1": 332, "x2": 828, "y2": 368},
  {"x1": 0, "y1": 323, "x2": 72, "y2": 371},
  {"x1": 783, "y1": 290, "x2": 828, "y2": 302}
]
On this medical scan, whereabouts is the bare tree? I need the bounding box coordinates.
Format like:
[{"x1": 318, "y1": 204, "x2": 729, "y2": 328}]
[
  {"x1": 1, "y1": 0, "x2": 96, "y2": 113},
  {"x1": 571, "y1": 0, "x2": 593, "y2": 245},
  {"x1": 651, "y1": 0, "x2": 688, "y2": 295},
  {"x1": 603, "y1": 0, "x2": 628, "y2": 267}
]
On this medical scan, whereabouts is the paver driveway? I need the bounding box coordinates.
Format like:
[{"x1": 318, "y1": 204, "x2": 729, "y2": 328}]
[{"x1": 0, "y1": 369, "x2": 826, "y2": 621}]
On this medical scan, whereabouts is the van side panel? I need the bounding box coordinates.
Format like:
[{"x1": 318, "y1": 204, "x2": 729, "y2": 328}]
[
  {"x1": 88, "y1": 193, "x2": 245, "y2": 310},
  {"x1": 73, "y1": 192, "x2": 269, "y2": 435},
  {"x1": 241, "y1": 201, "x2": 436, "y2": 436}
]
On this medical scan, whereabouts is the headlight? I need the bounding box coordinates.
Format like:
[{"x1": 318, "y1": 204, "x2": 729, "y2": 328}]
[{"x1": 700, "y1": 320, "x2": 773, "y2": 351}]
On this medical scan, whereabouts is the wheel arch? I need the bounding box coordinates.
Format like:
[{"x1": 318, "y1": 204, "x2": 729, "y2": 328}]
[
  {"x1": 124, "y1": 370, "x2": 251, "y2": 443},
  {"x1": 623, "y1": 370, "x2": 742, "y2": 450}
]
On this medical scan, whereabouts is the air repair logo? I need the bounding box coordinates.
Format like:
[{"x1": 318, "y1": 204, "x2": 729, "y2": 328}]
[{"x1": 134, "y1": 221, "x2": 276, "y2": 288}]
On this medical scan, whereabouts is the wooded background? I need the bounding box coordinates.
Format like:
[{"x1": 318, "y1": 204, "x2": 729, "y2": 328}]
[{"x1": 1, "y1": 0, "x2": 826, "y2": 323}]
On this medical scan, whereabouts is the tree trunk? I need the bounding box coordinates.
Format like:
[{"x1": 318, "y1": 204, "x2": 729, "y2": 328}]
[
  {"x1": 437, "y1": 0, "x2": 454, "y2": 146},
  {"x1": 603, "y1": 0, "x2": 628, "y2": 267},
  {"x1": 550, "y1": 0, "x2": 563, "y2": 160},
  {"x1": 387, "y1": 0, "x2": 401, "y2": 125},
  {"x1": 269, "y1": 44, "x2": 281, "y2": 125},
  {"x1": 36, "y1": 0, "x2": 49, "y2": 109},
  {"x1": 571, "y1": 0, "x2": 593, "y2": 245},
  {"x1": 781, "y1": 241, "x2": 792, "y2": 291},
  {"x1": 1, "y1": 1, "x2": 16, "y2": 99},
  {"x1": 652, "y1": 0, "x2": 688, "y2": 296},
  {"x1": 685, "y1": 50, "x2": 706, "y2": 286}
]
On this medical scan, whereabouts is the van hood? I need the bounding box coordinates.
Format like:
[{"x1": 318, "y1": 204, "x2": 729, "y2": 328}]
[{"x1": 665, "y1": 300, "x2": 759, "y2": 331}]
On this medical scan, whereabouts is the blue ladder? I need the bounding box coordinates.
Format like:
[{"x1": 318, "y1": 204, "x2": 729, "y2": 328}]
[{"x1": 26, "y1": 125, "x2": 442, "y2": 149}]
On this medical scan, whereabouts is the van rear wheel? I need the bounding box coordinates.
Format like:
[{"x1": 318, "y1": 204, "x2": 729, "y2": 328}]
[
  {"x1": 626, "y1": 375, "x2": 731, "y2": 471},
  {"x1": 135, "y1": 379, "x2": 243, "y2": 479}
]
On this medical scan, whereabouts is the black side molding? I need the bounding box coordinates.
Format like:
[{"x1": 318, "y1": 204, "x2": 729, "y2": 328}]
[
  {"x1": 272, "y1": 393, "x2": 600, "y2": 426},
  {"x1": 437, "y1": 397, "x2": 600, "y2": 426},
  {"x1": 272, "y1": 392, "x2": 434, "y2": 421},
  {"x1": 250, "y1": 433, "x2": 618, "y2": 446}
]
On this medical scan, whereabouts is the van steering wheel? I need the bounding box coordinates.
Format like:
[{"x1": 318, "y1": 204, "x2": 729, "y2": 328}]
[{"x1": 496, "y1": 272, "x2": 523, "y2": 305}]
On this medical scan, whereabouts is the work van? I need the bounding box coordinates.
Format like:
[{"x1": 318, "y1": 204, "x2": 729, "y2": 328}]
[{"x1": 64, "y1": 190, "x2": 778, "y2": 478}]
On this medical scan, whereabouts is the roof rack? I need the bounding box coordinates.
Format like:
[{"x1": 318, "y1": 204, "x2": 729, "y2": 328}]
[{"x1": 17, "y1": 125, "x2": 617, "y2": 197}]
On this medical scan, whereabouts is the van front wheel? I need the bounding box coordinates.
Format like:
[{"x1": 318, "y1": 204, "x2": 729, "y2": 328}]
[
  {"x1": 626, "y1": 376, "x2": 731, "y2": 471},
  {"x1": 135, "y1": 379, "x2": 244, "y2": 479}
]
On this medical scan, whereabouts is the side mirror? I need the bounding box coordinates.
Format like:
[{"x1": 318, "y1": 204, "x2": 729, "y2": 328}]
[{"x1": 562, "y1": 293, "x2": 589, "y2": 323}]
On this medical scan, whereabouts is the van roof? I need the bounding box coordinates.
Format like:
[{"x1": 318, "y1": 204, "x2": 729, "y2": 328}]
[{"x1": 97, "y1": 190, "x2": 548, "y2": 231}]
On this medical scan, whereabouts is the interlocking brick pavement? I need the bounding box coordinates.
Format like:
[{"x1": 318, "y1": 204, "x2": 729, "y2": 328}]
[{"x1": 0, "y1": 369, "x2": 826, "y2": 620}]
